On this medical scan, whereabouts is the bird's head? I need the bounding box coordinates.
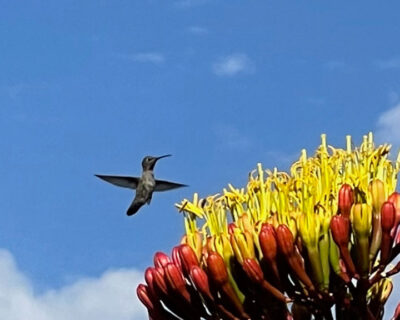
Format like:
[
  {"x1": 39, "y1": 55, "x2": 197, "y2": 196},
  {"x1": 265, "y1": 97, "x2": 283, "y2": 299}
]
[{"x1": 142, "y1": 154, "x2": 171, "y2": 170}]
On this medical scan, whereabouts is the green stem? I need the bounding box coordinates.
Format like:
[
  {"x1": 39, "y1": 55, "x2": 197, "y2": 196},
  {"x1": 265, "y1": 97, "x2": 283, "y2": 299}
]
[
  {"x1": 307, "y1": 246, "x2": 324, "y2": 290},
  {"x1": 356, "y1": 236, "x2": 370, "y2": 277},
  {"x1": 227, "y1": 268, "x2": 245, "y2": 303},
  {"x1": 329, "y1": 232, "x2": 341, "y2": 275},
  {"x1": 319, "y1": 233, "x2": 330, "y2": 290}
]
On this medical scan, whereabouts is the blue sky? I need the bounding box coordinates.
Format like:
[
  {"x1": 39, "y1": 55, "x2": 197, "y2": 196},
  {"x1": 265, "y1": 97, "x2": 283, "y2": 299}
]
[{"x1": 1, "y1": 1, "x2": 400, "y2": 319}]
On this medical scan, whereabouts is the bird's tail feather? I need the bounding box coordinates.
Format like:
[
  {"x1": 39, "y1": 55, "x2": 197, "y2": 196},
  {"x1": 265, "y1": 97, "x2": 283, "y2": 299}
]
[{"x1": 127, "y1": 201, "x2": 143, "y2": 216}]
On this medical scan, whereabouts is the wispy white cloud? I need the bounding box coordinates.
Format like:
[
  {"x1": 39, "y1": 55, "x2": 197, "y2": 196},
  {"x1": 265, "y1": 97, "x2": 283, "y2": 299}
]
[
  {"x1": 187, "y1": 26, "x2": 208, "y2": 35},
  {"x1": 213, "y1": 53, "x2": 255, "y2": 77},
  {"x1": 0, "y1": 249, "x2": 147, "y2": 320},
  {"x1": 375, "y1": 102, "x2": 400, "y2": 146},
  {"x1": 375, "y1": 57, "x2": 400, "y2": 70},
  {"x1": 116, "y1": 53, "x2": 165, "y2": 64}
]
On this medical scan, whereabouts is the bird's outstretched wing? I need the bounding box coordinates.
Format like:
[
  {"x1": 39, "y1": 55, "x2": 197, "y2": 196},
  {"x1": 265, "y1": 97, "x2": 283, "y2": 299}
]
[
  {"x1": 95, "y1": 174, "x2": 139, "y2": 189},
  {"x1": 154, "y1": 179, "x2": 188, "y2": 192}
]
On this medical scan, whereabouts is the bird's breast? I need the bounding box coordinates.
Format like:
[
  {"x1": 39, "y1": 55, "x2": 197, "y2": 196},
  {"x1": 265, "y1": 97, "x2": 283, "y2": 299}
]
[{"x1": 141, "y1": 173, "x2": 155, "y2": 190}]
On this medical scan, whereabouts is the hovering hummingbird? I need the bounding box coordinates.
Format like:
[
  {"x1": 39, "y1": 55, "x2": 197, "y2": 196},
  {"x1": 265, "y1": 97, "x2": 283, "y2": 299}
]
[{"x1": 95, "y1": 154, "x2": 187, "y2": 215}]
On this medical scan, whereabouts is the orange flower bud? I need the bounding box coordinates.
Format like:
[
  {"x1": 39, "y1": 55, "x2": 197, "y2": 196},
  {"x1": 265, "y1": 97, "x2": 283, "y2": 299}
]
[
  {"x1": 207, "y1": 253, "x2": 249, "y2": 318},
  {"x1": 276, "y1": 224, "x2": 295, "y2": 257},
  {"x1": 338, "y1": 184, "x2": 354, "y2": 219},
  {"x1": 259, "y1": 223, "x2": 278, "y2": 261},
  {"x1": 206, "y1": 251, "x2": 229, "y2": 286},
  {"x1": 259, "y1": 224, "x2": 281, "y2": 282}
]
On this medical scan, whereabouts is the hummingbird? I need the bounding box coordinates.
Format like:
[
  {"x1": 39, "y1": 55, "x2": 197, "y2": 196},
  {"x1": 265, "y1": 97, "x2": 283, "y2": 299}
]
[{"x1": 95, "y1": 154, "x2": 187, "y2": 216}]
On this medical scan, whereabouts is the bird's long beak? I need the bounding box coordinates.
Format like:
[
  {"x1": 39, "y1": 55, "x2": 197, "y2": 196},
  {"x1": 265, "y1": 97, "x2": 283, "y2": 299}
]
[{"x1": 155, "y1": 154, "x2": 172, "y2": 161}]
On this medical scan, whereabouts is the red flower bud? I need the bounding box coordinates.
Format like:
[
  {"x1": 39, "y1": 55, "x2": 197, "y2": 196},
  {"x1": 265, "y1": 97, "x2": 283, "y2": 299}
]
[
  {"x1": 137, "y1": 284, "x2": 155, "y2": 312},
  {"x1": 178, "y1": 244, "x2": 199, "y2": 275},
  {"x1": 276, "y1": 224, "x2": 295, "y2": 257},
  {"x1": 208, "y1": 254, "x2": 250, "y2": 319},
  {"x1": 153, "y1": 267, "x2": 169, "y2": 296},
  {"x1": 164, "y1": 263, "x2": 185, "y2": 290},
  {"x1": 381, "y1": 201, "x2": 396, "y2": 266},
  {"x1": 206, "y1": 251, "x2": 229, "y2": 286},
  {"x1": 164, "y1": 263, "x2": 191, "y2": 302},
  {"x1": 171, "y1": 246, "x2": 182, "y2": 270},
  {"x1": 243, "y1": 258, "x2": 291, "y2": 303},
  {"x1": 382, "y1": 201, "x2": 396, "y2": 233},
  {"x1": 190, "y1": 265, "x2": 213, "y2": 300},
  {"x1": 154, "y1": 252, "x2": 171, "y2": 268},
  {"x1": 330, "y1": 215, "x2": 349, "y2": 247},
  {"x1": 338, "y1": 184, "x2": 354, "y2": 219},
  {"x1": 276, "y1": 225, "x2": 315, "y2": 291},
  {"x1": 330, "y1": 215, "x2": 358, "y2": 278},
  {"x1": 259, "y1": 224, "x2": 281, "y2": 282},
  {"x1": 243, "y1": 258, "x2": 264, "y2": 283},
  {"x1": 388, "y1": 192, "x2": 400, "y2": 237},
  {"x1": 144, "y1": 267, "x2": 157, "y2": 296},
  {"x1": 259, "y1": 223, "x2": 278, "y2": 261}
]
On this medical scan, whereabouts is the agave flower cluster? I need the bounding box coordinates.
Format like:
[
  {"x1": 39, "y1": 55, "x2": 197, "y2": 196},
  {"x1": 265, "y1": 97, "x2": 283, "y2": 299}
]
[{"x1": 137, "y1": 133, "x2": 400, "y2": 320}]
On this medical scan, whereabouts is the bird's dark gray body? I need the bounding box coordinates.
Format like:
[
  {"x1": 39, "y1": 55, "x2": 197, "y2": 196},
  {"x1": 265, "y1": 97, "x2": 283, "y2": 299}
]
[
  {"x1": 128, "y1": 169, "x2": 156, "y2": 215},
  {"x1": 95, "y1": 155, "x2": 187, "y2": 215}
]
